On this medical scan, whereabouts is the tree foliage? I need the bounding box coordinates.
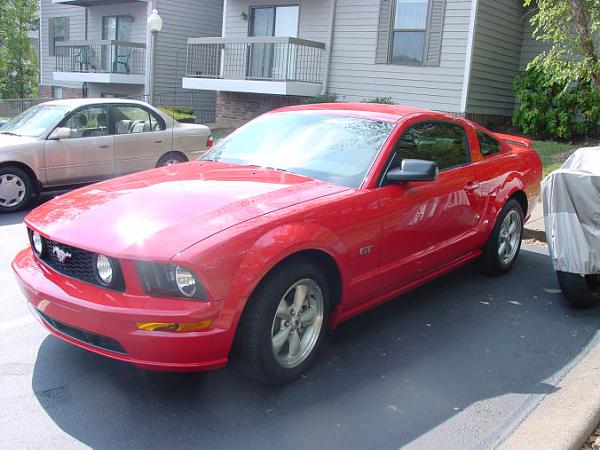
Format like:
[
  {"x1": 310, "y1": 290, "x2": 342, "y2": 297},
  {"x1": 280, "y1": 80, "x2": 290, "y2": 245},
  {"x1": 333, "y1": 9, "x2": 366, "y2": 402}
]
[
  {"x1": 524, "y1": 0, "x2": 600, "y2": 92},
  {"x1": 0, "y1": 0, "x2": 39, "y2": 98}
]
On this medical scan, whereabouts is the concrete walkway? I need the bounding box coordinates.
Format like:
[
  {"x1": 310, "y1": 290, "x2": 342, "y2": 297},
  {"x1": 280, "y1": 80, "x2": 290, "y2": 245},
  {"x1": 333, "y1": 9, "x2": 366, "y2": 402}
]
[{"x1": 524, "y1": 200, "x2": 546, "y2": 242}]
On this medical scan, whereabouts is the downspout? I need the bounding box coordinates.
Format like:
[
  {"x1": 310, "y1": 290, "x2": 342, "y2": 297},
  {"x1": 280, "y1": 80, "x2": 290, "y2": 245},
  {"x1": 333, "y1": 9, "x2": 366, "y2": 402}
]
[
  {"x1": 460, "y1": 0, "x2": 479, "y2": 115},
  {"x1": 321, "y1": 0, "x2": 337, "y2": 95}
]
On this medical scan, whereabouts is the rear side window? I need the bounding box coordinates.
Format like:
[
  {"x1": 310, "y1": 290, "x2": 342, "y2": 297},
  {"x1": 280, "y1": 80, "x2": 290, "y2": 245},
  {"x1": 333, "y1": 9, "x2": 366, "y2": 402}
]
[
  {"x1": 395, "y1": 121, "x2": 470, "y2": 170},
  {"x1": 477, "y1": 130, "x2": 501, "y2": 156}
]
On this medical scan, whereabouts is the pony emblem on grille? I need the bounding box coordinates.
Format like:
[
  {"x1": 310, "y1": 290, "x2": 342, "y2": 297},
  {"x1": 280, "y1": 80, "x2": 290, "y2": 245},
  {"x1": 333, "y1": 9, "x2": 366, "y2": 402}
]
[{"x1": 52, "y1": 246, "x2": 72, "y2": 263}]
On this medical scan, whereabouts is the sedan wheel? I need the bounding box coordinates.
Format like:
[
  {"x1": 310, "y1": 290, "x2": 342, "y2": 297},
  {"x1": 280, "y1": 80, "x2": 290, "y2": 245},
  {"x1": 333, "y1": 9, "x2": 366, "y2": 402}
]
[
  {"x1": 234, "y1": 258, "x2": 330, "y2": 384},
  {"x1": 271, "y1": 278, "x2": 324, "y2": 369},
  {"x1": 0, "y1": 166, "x2": 34, "y2": 212}
]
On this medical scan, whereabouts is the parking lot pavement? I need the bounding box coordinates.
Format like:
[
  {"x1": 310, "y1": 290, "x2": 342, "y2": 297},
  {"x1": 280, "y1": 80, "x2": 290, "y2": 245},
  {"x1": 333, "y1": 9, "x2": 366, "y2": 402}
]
[{"x1": 1, "y1": 207, "x2": 599, "y2": 449}]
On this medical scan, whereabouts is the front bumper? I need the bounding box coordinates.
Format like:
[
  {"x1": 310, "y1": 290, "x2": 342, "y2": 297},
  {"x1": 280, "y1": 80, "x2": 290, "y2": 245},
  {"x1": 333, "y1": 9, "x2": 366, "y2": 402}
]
[{"x1": 12, "y1": 248, "x2": 230, "y2": 372}]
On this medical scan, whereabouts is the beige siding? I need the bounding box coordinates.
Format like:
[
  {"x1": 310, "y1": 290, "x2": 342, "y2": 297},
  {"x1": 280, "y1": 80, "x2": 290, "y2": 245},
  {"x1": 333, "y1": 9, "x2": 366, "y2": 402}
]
[
  {"x1": 87, "y1": 83, "x2": 144, "y2": 98},
  {"x1": 40, "y1": 0, "x2": 85, "y2": 89},
  {"x1": 465, "y1": 0, "x2": 524, "y2": 116},
  {"x1": 327, "y1": 0, "x2": 470, "y2": 111},
  {"x1": 154, "y1": 0, "x2": 223, "y2": 98}
]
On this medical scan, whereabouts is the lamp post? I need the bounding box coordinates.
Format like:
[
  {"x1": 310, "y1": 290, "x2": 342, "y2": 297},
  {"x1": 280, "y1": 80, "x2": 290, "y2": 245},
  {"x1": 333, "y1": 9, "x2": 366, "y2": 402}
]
[{"x1": 147, "y1": 8, "x2": 163, "y2": 104}]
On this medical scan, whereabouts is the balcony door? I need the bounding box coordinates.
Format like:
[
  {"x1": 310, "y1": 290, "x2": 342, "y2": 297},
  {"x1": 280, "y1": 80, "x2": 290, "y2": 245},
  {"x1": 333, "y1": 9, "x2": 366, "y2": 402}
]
[
  {"x1": 248, "y1": 5, "x2": 299, "y2": 80},
  {"x1": 102, "y1": 15, "x2": 132, "y2": 73}
]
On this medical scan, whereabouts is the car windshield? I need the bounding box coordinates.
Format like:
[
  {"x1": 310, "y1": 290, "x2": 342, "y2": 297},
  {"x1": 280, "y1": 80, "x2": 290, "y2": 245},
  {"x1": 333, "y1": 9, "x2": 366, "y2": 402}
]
[
  {"x1": 201, "y1": 112, "x2": 395, "y2": 188},
  {"x1": 0, "y1": 105, "x2": 68, "y2": 137}
]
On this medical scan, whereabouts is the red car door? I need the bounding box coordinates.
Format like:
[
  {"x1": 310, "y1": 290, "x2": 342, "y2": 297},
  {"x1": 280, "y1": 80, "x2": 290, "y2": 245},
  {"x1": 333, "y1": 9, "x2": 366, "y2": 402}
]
[{"x1": 376, "y1": 119, "x2": 484, "y2": 292}]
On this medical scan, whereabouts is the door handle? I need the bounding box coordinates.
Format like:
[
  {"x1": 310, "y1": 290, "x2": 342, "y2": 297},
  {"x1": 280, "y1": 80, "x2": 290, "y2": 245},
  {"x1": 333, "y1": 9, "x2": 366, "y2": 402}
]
[
  {"x1": 154, "y1": 140, "x2": 163, "y2": 144},
  {"x1": 465, "y1": 181, "x2": 480, "y2": 192},
  {"x1": 99, "y1": 145, "x2": 110, "y2": 148}
]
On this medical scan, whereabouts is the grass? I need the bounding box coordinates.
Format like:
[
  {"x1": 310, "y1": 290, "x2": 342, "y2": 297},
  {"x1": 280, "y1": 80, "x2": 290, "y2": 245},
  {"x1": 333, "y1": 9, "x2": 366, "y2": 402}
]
[{"x1": 532, "y1": 140, "x2": 580, "y2": 177}]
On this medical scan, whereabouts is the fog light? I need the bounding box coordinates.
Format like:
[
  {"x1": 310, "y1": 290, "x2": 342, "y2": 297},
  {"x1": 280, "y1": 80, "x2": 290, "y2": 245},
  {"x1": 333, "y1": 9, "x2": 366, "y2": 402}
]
[
  {"x1": 136, "y1": 320, "x2": 212, "y2": 333},
  {"x1": 96, "y1": 254, "x2": 113, "y2": 285},
  {"x1": 32, "y1": 232, "x2": 43, "y2": 254}
]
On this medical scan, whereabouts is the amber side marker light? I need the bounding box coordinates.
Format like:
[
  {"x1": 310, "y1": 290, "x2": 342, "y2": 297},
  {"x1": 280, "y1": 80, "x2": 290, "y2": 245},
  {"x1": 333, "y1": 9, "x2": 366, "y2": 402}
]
[{"x1": 137, "y1": 320, "x2": 212, "y2": 333}]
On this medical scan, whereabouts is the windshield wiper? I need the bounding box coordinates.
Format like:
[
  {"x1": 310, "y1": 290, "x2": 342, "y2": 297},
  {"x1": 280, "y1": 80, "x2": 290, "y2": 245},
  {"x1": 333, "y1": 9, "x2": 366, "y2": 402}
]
[{"x1": 0, "y1": 131, "x2": 19, "y2": 136}]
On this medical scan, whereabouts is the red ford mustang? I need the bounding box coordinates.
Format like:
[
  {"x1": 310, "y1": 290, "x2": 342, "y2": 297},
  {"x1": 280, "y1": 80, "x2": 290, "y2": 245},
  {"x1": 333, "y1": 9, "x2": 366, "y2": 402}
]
[{"x1": 12, "y1": 104, "x2": 541, "y2": 384}]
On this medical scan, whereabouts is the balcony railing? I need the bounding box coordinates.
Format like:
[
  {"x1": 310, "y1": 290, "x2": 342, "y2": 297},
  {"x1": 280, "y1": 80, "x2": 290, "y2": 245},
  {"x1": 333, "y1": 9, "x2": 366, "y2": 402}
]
[
  {"x1": 186, "y1": 37, "x2": 325, "y2": 85},
  {"x1": 55, "y1": 40, "x2": 146, "y2": 75}
]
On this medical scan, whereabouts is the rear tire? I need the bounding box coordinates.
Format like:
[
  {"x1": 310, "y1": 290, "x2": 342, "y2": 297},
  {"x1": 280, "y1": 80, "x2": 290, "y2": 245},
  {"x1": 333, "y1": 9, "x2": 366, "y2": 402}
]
[
  {"x1": 556, "y1": 271, "x2": 600, "y2": 308},
  {"x1": 233, "y1": 258, "x2": 330, "y2": 384},
  {"x1": 477, "y1": 199, "x2": 524, "y2": 276},
  {"x1": 0, "y1": 166, "x2": 34, "y2": 213},
  {"x1": 157, "y1": 152, "x2": 187, "y2": 167}
]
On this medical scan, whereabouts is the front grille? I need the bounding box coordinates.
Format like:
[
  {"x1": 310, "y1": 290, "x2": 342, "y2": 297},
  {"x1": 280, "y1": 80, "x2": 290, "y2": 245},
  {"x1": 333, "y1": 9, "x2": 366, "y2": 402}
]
[
  {"x1": 37, "y1": 309, "x2": 127, "y2": 355},
  {"x1": 29, "y1": 229, "x2": 125, "y2": 292}
]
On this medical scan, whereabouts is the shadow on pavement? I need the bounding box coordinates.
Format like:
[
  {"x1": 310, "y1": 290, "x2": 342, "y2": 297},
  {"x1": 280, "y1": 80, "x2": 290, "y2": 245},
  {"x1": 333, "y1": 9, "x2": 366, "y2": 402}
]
[
  {"x1": 31, "y1": 248, "x2": 600, "y2": 449},
  {"x1": 0, "y1": 194, "x2": 58, "y2": 227}
]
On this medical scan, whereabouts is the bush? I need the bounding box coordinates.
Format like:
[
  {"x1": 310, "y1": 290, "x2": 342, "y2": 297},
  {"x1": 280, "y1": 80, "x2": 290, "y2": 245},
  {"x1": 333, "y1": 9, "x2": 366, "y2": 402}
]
[
  {"x1": 301, "y1": 94, "x2": 337, "y2": 104},
  {"x1": 158, "y1": 106, "x2": 197, "y2": 123},
  {"x1": 362, "y1": 96, "x2": 395, "y2": 104},
  {"x1": 513, "y1": 68, "x2": 600, "y2": 140}
]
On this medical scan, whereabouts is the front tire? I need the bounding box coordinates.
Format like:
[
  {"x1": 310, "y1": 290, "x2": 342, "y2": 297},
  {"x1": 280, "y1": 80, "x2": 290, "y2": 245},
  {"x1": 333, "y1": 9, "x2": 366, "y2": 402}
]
[
  {"x1": 233, "y1": 258, "x2": 330, "y2": 384},
  {"x1": 478, "y1": 199, "x2": 524, "y2": 275},
  {"x1": 0, "y1": 166, "x2": 34, "y2": 213},
  {"x1": 557, "y1": 271, "x2": 600, "y2": 308}
]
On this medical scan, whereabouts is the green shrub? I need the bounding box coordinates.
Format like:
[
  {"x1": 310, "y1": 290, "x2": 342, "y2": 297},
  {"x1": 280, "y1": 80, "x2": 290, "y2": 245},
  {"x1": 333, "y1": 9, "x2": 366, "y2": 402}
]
[
  {"x1": 513, "y1": 68, "x2": 600, "y2": 140},
  {"x1": 301, "y1": 94, "x2": 337, "y2": 104},
  {"x1": 158, "y1": 106, "x2": 197, "y2": 123},
  {"x1": 362, "y1": 96, "x2": 395, "y2": 104}
]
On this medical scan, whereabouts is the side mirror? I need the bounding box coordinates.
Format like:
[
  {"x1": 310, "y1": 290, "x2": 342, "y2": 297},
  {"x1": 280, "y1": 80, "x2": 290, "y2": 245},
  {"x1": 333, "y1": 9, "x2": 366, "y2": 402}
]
[
  {"x1": 48, "y1": 127, "x2": 71, "y2": 140},
  {"x1": 386, "y1": 159, "x2": 438, "y2": 183}
]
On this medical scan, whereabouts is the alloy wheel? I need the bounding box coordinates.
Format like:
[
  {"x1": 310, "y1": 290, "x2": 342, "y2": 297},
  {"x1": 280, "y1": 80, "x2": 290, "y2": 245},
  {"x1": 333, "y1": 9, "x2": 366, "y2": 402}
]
[{"x1": 497, "y1": 209, "x2": 522, "y2": 266}]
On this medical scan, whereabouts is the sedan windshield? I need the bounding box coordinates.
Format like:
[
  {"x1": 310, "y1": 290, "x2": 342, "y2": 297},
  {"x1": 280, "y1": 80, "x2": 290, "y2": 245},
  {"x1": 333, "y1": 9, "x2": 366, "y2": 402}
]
[
  {"x1": 201, "y1": 112, "x2": 395, "y2": 188},
  {"x1": 0, "y1": 105, "x2": 68, "y2": 137}
]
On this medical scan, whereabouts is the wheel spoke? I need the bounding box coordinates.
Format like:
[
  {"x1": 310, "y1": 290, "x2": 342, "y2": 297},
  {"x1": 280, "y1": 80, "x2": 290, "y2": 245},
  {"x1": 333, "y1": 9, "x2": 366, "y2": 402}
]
[
  {"x1": 272, "y1": 327, "x2": 290, "y2": 354},
  {"x1": 276, "y1": 300, "x2": 291, "y2": 321},
  {"x1": 287, "y1": 331, "x2": 301, "y2": 357},
  {"x1": 300, "y1": 307, "x2": 316, "y2": 325},
  {"x1": 498, "y1": 241, "x2": 506, "y2": 258},
  {"x1": 508, "y1": 220, "x2": 517, "y2": 236},
  {"x1": 292, "y1": 284, "x2": 308, "y2": 312}
]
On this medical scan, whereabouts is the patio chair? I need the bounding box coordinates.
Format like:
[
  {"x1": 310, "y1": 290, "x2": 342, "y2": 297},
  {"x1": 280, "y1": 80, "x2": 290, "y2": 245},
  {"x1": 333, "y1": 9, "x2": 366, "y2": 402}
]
[
  {"x1": 112, "y1": 47, "x2": 132, "y2": 74},
  {"x1": 74, "y1": 46, "x2": 92, "y2": 72}
]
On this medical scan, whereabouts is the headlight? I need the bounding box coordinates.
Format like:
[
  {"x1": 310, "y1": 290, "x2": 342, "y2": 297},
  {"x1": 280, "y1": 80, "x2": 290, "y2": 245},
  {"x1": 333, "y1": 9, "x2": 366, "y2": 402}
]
[
  {"x1": 32, "y1": 231, "x2": 43, "y2": 255},
  {"x1": 136, "y1": 262, "x2": 207, "y2": 300},
  {"x1": 174, "y1": 265, "x2": 198, "y2": 297},
  {"x1": 96, "y1": 254, "x2": 114, "y2": 285}
]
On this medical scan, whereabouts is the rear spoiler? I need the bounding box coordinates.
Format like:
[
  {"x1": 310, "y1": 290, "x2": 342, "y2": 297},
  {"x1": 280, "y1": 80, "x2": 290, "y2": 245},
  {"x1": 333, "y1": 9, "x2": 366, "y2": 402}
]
[{"x1": 492, "y1": 133, "x2": 533, "y2": 149}]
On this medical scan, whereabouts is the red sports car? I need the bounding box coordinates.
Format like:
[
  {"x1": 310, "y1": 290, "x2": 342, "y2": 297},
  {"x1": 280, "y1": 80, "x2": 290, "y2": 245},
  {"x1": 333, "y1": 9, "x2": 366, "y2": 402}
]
[{"x1": 13, "y1": 104, "x2": 542, "y2": 384}]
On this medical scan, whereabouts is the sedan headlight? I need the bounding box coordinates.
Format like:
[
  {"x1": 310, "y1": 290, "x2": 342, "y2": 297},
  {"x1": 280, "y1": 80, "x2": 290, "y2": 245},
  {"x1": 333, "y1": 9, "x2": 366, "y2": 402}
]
[
  {"x1": 96, "y1": 254, "x2": 114, "y2": 285},
  {"x1": 136, "y1": 262, "x2": 207, "y2": 300}
]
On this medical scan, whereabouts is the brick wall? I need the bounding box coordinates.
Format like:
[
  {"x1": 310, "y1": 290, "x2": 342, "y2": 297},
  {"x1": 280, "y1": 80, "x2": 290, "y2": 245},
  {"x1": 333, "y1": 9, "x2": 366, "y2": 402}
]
[
  {"x1": 216, "y1": 92, "x2": 306, "y2": 129},
  {"x1": 38, "y1": 85, "x2": 83, "y2": 99}
]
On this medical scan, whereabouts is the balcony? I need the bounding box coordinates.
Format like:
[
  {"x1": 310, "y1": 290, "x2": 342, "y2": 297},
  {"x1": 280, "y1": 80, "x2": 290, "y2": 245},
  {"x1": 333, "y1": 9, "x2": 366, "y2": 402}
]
[
  {"x1": 182, "y1": 37, "x2": 326, "y2": 96},
  {"x1": 53, "y1": 40, "x2": 146, "y2": 85}
]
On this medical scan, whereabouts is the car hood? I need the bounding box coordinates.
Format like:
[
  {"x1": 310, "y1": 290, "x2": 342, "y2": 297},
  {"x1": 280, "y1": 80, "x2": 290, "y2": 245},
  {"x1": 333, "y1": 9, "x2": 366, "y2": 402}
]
[
  {"x1": 25, "y1": 161, "x2": 348, "y2": 259},
  {"x1": 0, "y1": 134, "x2": 39, "y2": 149}
]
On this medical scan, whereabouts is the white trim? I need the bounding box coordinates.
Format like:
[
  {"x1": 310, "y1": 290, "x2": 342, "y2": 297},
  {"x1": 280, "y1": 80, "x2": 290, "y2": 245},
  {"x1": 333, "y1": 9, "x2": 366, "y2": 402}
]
[
  {"x1": 321, "y1": 0, "x2": 337, "y2": 95},
  {"x1": 221, "y1": 0, "x2": 228, "y2": 37},
  {"x1": 144, "y1": 1, "x2": 153, "y2": 98},
  {"x1": 53, "y1": 72, "x2": 145, "y2": 84},
  {"x1": 182, "y1": 77, "x2": 322, "y2": 96},
  {"x1": 460, "y1": 0, "x2": 479, "y2": 114}
]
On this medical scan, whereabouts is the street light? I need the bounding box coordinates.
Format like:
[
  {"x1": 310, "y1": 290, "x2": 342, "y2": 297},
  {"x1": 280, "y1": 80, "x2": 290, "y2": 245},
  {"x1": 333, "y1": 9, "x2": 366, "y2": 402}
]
[{"x1": 147, "y1": 8, "x2": 163, "y2": 104}]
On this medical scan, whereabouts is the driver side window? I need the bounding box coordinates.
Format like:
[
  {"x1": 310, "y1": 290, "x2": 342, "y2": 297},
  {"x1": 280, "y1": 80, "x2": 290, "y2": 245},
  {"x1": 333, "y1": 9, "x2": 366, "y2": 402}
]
[
  {"x1": 391, "y1": 121, "x2": 470, "y2": 171},
  {"x1": 62, "y1": 106, "x2": 108, "y2": 138}
]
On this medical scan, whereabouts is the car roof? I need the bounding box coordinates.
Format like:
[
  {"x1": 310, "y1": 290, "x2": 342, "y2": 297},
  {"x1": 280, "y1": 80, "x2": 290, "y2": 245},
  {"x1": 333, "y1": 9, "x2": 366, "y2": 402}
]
[
  {"x1": 273, "y1": 103, "x2": 432, "y2": 122},
  {"x1": 40, "y1": 98, "x2": 152, "y2": 109}
]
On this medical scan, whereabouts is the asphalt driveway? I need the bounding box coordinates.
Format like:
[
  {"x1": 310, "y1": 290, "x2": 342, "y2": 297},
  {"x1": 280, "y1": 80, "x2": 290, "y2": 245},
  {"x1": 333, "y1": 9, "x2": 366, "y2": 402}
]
[{"x1": 1, "y1": 203, "x2": 599, "y2": 450}]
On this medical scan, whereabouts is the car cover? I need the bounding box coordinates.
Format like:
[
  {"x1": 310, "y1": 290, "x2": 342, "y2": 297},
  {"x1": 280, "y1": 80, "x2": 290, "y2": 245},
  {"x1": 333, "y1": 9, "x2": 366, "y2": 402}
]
[{"x1": 542, "y1": 147, "x2": 600, "y2": 275}]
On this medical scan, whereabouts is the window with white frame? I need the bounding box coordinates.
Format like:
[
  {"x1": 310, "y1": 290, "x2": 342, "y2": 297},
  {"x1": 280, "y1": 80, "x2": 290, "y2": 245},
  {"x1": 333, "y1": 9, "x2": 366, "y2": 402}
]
[{"x1": 376, "y1": 0, "x2": 446, "y2": 67}]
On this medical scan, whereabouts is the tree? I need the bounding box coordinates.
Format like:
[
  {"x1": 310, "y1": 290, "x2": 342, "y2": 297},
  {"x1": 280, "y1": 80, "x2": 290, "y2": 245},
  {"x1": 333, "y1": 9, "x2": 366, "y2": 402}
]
[
  {"x1": 0, "y1": 0, "x2": 39, "y2": 99},
  {"x1": 524, "y1": 0, "x2": 600, "y2": 94}
]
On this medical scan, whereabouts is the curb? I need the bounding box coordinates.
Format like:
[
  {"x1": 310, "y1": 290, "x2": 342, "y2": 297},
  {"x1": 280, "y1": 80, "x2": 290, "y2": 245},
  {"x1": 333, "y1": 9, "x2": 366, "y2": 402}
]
[
  {"x1": 499, "y1": 334, "x2": 600, "y2": 450},
  {"x1": 523, "y1": 227, "x2": 547, "y2": 243}
]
